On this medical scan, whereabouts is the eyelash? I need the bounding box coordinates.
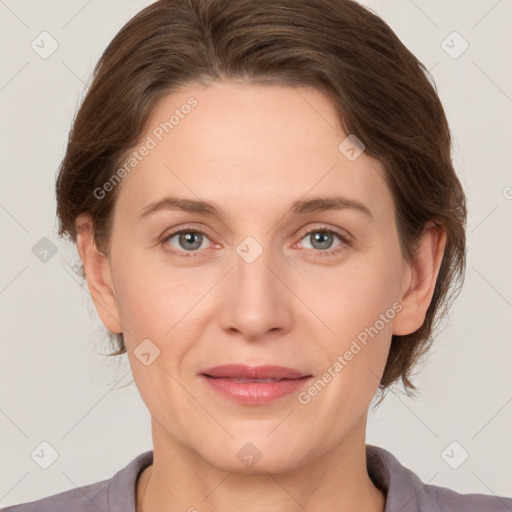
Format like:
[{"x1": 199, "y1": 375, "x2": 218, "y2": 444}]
[{"x1": 160, "y1": 225, "x2": 351, "y2": 259}]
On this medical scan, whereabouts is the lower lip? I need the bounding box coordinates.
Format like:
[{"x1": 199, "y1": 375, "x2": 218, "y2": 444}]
[{"x1": 201, "y1": 375, "x2": 312, "y2": 404}]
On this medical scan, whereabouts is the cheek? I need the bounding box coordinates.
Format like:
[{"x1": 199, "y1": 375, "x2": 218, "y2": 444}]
[
  {"x1": 295, "y1": 248, "x2": 401, "y2": 407},
  {"x1": 112, "y1": 251, "x2": 217, "y2": 349},
  {"x1": 301, "y1": 248, "x2": 402, "y2": 345},
  {"x1": 110, "y1": 249, "x2": 175, "y2": 341}
]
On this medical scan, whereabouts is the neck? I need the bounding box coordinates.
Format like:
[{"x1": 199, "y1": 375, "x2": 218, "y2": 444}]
[{"x1": 137, "y1": 416, "x2": 386, "y2": 512}]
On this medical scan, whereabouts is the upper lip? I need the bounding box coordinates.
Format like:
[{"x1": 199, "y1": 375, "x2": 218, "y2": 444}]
[{"x1": 201, "y1": 364, "x2": 310, "y2": 380}]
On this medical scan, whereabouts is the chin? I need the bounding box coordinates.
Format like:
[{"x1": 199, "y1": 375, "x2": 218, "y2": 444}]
[{"x1": 199, "y1": 439, "x2": 305, "y2": 475}]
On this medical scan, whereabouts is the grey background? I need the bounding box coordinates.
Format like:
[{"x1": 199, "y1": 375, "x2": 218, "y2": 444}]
[{"x1": 1, "y1": 0, "x2": 511, "y2": 506}]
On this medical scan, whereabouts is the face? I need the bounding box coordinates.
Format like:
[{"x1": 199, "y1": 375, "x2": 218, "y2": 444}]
[{"x1": 82, "y1": 81, "x2": 429, "y2": 474}]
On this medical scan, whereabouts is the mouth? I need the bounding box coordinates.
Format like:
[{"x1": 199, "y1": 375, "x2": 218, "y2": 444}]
[
  {"x1": 205, "y1": 377, "x2": 302, "y2": 383},
  {"x1": 200, "y1": 364, "x2": 310, "y2": 380},
  {"x1": 199, "y1": 364, "x2": 312, "y2": 404}
]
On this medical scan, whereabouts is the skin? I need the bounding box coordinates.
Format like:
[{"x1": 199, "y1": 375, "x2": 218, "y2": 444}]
[{"x1": 76, "y1": 81, "x2": 446, "y2": 512}]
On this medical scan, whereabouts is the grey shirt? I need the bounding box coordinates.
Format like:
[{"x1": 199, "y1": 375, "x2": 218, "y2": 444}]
[{"x1": 2, "y1": 444, "x2": 511, "y2": 511}]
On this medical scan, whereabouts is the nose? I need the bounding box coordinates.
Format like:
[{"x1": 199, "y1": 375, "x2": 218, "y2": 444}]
[{"x1": 217, "y1": 243, "x2": 294, "y2": 342}]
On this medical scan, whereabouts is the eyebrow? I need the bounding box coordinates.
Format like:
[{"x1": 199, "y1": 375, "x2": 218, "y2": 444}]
[{"x1": 137, "y1": 194, "x2": 373, "y2": 220}]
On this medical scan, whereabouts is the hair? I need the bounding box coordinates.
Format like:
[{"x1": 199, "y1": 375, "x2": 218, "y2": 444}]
[{"x1": 55, "y1": 0, "x2": 467, "y2": 402}]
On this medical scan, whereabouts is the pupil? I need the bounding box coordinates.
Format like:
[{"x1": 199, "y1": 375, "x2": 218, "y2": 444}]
[
  {"x1": 312, "y1": 231, "x2": 332, "y2": 249},
  {"x1": 180, "y1": 232, "x2": 202, "y2": 250}
]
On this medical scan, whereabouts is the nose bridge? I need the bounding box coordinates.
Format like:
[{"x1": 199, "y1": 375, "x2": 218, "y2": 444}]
[
  {"x1": 235, "y1": 239, "x2": 274, "y2": 294},
  {"x1": 218, "y1": 236, "x2": 292, "y2": 339}
]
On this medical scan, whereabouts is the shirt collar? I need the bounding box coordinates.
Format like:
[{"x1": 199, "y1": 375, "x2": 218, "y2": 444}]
[
  {"x1": 366, "y1": 443, "x2": 443, "y2": 511},
  {"x1": 108, "y1": 445, "x2": 443, "y2": 512}
]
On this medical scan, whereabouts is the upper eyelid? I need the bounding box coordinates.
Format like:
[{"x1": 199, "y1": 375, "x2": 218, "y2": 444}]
[{"x1": 296, "y1": 224, "x2": 348, "y2": 239}]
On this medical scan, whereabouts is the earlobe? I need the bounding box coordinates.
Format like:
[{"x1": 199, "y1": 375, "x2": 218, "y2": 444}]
[
  {"x1": 392, "y1": 223, "x2": 447, "y2": 336},
  {"x1": 75, "y1": 214, "x2": 123, "y2": 334}
]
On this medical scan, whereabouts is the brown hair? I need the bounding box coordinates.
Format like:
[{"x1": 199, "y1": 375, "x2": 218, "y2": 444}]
[{"x1": 55, "y1": 0, "x2": 467, "y2": 400}]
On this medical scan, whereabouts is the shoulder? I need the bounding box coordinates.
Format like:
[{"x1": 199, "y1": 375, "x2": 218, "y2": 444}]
[
  {"x1": 420, "y1": 482, "x2": 512, "y2": 511},
  {"x1": 0, "y1": 478, "x2": 110, "y2": 512},
  {"x1": 1, "y1": 450, "x2": 153, "y2": 512},
  {"x1": 366, "y1": 444, "x2": 512, "y2": 512}
]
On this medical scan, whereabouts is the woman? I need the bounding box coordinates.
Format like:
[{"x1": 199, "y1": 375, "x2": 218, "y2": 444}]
[{"x1": 3, "y1": 0, "x2": 511, "y2": 511}]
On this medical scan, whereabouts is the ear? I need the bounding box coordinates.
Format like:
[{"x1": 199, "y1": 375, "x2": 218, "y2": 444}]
[
  {"x1": 75, "y1": 214, "x2": 123, "y2": 334},
  {"x1": 393, "y1": 222, "x2": 447, "y2": 336}
]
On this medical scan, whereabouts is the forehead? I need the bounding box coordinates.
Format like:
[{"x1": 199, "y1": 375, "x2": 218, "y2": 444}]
[{"x1": 115, "y1": 81, "x2": 392, "y2": 219}]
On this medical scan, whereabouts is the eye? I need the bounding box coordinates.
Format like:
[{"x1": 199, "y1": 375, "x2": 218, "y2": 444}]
[
  {"x1": 164, "y1": 229, "x2": 212, "y2": 255},
  {"x1": 160, "y1": 225, "x2": 350, "y2": 259},
  {"x1": 296, "y1": 226, "x2": 350, "y2": 256}
]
